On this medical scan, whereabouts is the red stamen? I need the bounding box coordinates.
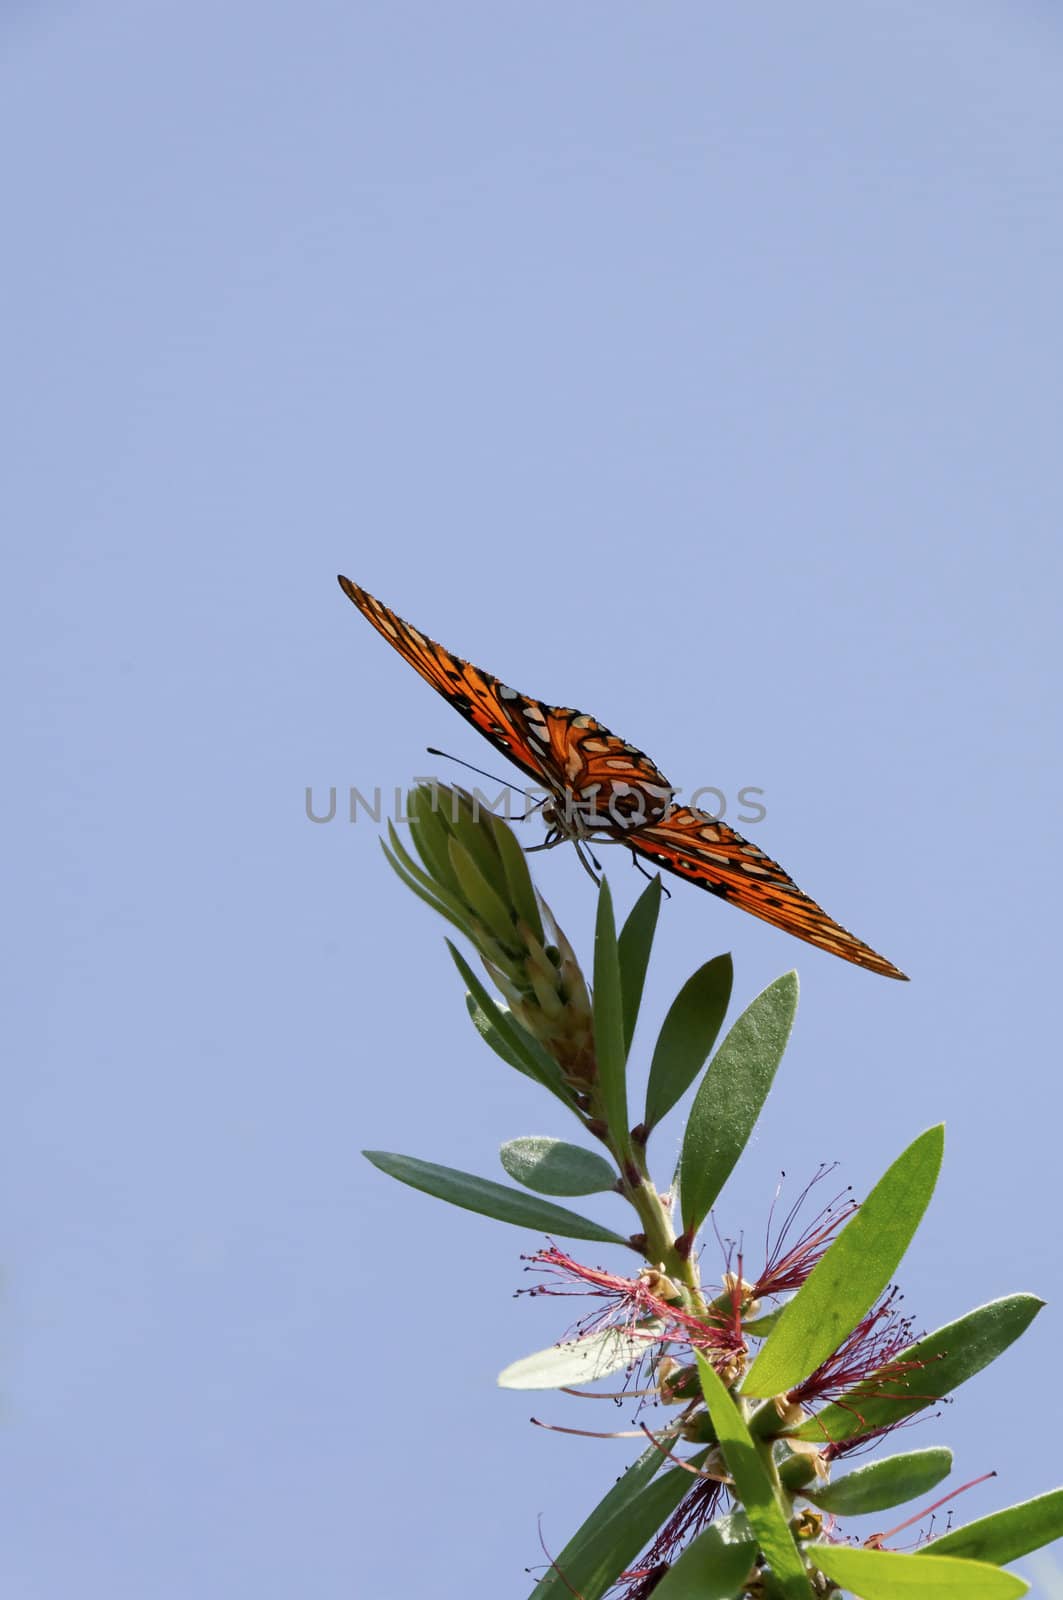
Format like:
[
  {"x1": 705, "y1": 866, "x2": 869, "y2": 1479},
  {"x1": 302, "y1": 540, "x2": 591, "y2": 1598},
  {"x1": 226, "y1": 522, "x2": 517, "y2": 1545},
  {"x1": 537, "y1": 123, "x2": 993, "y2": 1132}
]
[
  {"x1": 787, "y1": 1289, "x2": 921, "y2": 1409},
  {"x1": 530, "y1": 1418, "x2": 649, "y2": 1440},
  {"x1": 867, "y1": 1472, "x2": 997, "y2": 1547},
  {"x1": 536, "y1": 1518, "x2": 585, "y2": 1599},
  {"x1": 520, "y1": 1247, "x2": 744, "y2": 1367},
  {"x1": 615, "y1": 1473, "x2": 728, "y2": 1598},
  {"x1": 752, "y1": 1168, "x2": 857, "y2": 1300}
]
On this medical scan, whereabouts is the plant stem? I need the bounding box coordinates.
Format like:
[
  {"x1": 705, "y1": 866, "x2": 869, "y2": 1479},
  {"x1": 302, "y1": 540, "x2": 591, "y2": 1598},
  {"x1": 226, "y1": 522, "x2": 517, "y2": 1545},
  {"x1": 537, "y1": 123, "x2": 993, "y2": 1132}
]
[{"x1": 619, "y1": 1163, "x2": 708, "y2": 1312}]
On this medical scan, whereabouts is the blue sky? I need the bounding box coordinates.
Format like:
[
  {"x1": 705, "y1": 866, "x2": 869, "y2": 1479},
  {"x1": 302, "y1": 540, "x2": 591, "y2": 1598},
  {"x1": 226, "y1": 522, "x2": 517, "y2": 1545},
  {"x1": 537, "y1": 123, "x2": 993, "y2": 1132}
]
[{"x1": 5, "y1": 3, "x2": 1062, "y2": 1595}]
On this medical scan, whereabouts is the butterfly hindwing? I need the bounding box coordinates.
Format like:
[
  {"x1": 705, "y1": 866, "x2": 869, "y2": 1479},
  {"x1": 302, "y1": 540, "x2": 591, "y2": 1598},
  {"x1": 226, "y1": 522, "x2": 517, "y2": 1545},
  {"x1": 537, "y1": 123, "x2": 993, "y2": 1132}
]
[{"x1": 532, "y1": 707, "x2": 675, "y2": 827}]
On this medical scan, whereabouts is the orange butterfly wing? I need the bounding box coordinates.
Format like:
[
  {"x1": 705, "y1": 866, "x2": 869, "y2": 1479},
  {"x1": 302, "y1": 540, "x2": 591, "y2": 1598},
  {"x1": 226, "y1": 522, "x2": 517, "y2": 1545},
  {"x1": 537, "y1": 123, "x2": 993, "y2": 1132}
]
[
  {"x1": 337, "y1": 576, "x2": 673, "y2": 816},
  {"x1": 339, "y1": 576, "x2": 553, "y2": 787},
  {"x1": 627, "y1": 805, "x2": 907, "y2": 980}
]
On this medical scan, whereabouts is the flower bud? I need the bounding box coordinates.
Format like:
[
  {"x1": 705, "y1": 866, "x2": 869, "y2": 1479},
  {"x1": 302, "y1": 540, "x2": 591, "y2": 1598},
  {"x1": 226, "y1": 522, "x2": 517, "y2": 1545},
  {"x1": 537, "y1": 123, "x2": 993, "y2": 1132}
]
[{"x1": 384, "y1": 784, "x2": 597, "y2": 1084}]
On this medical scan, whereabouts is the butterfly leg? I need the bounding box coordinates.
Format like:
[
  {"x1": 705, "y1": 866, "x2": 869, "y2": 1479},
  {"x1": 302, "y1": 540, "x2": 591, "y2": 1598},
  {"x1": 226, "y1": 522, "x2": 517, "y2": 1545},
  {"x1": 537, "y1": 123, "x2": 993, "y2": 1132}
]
[
  {"x1": 573, "y1": 838, "x2": 603, "y2": 885},
  {"x1": 629, "y1": 850, "x2": 671, "y2": 897},
  {"x1": 523, "y1": 831, "x2": 601, "y2": 885}
]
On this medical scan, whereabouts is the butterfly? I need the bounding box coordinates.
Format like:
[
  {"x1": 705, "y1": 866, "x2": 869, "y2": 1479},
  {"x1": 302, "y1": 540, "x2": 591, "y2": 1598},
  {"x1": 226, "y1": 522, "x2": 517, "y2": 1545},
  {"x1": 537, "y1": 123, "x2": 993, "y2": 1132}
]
[{"x1": 338, "y1": 576, "x2": 907, "y2": 980}]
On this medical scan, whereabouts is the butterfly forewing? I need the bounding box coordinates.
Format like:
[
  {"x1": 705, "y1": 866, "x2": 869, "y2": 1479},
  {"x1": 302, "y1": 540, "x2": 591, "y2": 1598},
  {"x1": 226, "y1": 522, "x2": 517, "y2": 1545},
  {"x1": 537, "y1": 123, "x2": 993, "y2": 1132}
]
[
  {"x1": 338, "y1": 577, "x2": 673, "y2": 819},
  {"x1": 338, "y1": 576, "x2": 551, "y2": 789}
]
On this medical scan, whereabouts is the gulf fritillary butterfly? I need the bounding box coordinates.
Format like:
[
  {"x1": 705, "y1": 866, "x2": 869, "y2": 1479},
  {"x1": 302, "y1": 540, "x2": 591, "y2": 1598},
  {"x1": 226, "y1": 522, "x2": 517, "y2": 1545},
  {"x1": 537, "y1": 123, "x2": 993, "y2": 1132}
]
[{"x1": 338, "y1": 576, "x2": 906, "y2": 980}]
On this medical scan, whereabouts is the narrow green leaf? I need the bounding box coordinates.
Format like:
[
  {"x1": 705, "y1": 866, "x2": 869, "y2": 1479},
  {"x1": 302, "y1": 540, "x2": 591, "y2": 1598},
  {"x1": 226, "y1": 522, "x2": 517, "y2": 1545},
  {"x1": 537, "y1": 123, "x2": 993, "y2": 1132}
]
[
  {"x1": 383, "y1": 822, "x2": 472, "y2": 926},
  {"x1": 786, "y1": 1294, "x2": 1044, "y2": 1446},
  {"x1": 448, "y1": 942, "x2": 570, "y2": 1103},
  {"x1": 466, "y1": 994, "x2": 550, "y2": 1084},
  {"x1": 491, "y1": 819, "x2": 545, "y2": 946},
  {"x1": 407, "y1": 787, "x2": 463, "y2": 892},
  {"x1": 500, "y1": 1136, "x2": 617, "y2": 1196},
  {"x1": 498, "y1": 1324, "x2": 662, "y2": 1389},
  {"x1": 651, "y1": 1513, "x2": 757, "y2": 1598},
  {"x1": 644, "y1": 955, "x2": 733, "y2": 1131},
  {"x1": 695, "y1": 1353, "x2": 812, "y2": 1598},
  {"x1": 592, "y1": 878, "x2": 630, "y2": 1150},
  {"x1": 385, "y1": 814, "x2": 440, "y2": 888},
  {"x1": 743, "y1": 1125, "x2": 945, "y2": 1397},
  {"x1": 922, "y1": 1490, "x2": 1063, "y2": 1565},
  {"x1": 527, "y1": 1449, "x2": 709, "y2": 1600},
  {"x1": 617, "y1": 875, "x2": 663, "y2": 1053},
  {"x1": 380, "y1": 838, "x2": 468, "y2": 936},
  {"x1": 804, "y1": 1448, "x2": 953, "y2": 1516},
  {"x1": 448, "y1": 837, "x2": 517, "y2": 945},
  {"x1": 449, "y1": 789, "x2": 507, "y2": 888},
  {"x1": 679, "y1": 972, "x2": 798, "y2": 1240},
  {"x1": 808, "y1": 1544, "x2": 1028, "y2": 1598},
  {"x1": 363, "y1": 1151, "x2": 629, "y2": 1244},
  {"x1": 525, "y1": 1439, "x2": 672, "y2": 1600}
]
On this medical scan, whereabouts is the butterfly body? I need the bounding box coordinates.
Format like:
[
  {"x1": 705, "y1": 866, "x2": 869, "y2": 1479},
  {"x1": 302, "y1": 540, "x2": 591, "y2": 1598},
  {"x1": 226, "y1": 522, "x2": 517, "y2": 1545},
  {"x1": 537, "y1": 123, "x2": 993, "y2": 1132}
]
[{"x1": 338, "y1": 576, "x2": 906, "y2": 981}]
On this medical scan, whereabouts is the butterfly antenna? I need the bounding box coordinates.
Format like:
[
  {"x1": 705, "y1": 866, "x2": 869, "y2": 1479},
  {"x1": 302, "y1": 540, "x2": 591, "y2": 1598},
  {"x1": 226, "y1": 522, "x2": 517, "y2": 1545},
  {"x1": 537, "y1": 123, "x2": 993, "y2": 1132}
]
[{"x1": 425, "y1": 747, "x2": 534, "y2": 798}]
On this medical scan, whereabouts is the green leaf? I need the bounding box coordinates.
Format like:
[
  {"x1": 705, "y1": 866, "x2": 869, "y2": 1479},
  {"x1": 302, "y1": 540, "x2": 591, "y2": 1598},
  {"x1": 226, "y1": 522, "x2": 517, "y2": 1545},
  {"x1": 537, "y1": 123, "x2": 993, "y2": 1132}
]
[
  {"x1": 466, "y1": 994, "x2": 543, "y2": 1080},
  {"x1": 743, "y1": 1125, "x2": 945, "y2": 1397},
  {"x1": 808, "y1": 1544, "x2": 1028, "y2": 1598},
  {"x1": 527, "y1": 1448, "x2": 709, "y2": 1600},
  {"x1": 644, "y1": 955, "x2": 733, "y2": 1132},
  {"x1": 407, "y1": 787, "x2": 463, "y2": 893},
  {"x1": 525, "y1": 1440, "x2": 671, "y2": 1600},
  {"x1": 499, "y1": 1136, "x2": 618, "y2": 1196},
  {"x1": 694, "y1": 1353, "x2": 812, "y2": 1598},
  {"x1": 448, "y1": 942, "x2": 570, "y2": 1103},
  {"x1": 617, "y1": 875, "x2": 663, "y2": 1053},
  {"x1": 448, "y1": 836, "x2": 517, "y2": 946},
  {"x1": 498, "y1": 1324, "x2": 663, "y2": 1389},
  {"x1": 449, "y1": 788, "x2": 508, "y2": 889},
  {"x1": 381, "y1": 828, "x2": 469, "y2": 933},
  {"x1": 785, "y1": 1293, "x2": 1044, "y2": 1446},
  {"x1": 651, "y1": 1512, "x2": 757, "y2": 1598},
  {"x1": 362, "y1": 1151, "x2": 630, "y2": 1244},
  {"x1": 679, "y1": 972, "x2": 798, "y2": 1240},
  {"x1": 592, "y1": 878, "x2": 630, "y2": 1151},
  {"x1": 380, "y1": 845, "x2": 462, "y2": 933},
  {"x1": 922, "y1": 1490, "x2": 1063, "y2": 1565},
  {"x1": 803, "y1": 1448, "x2": 953, "y2": 1516},
  {"x1": 485, "y1": 808, "x2": 545, "y2": 946}
]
